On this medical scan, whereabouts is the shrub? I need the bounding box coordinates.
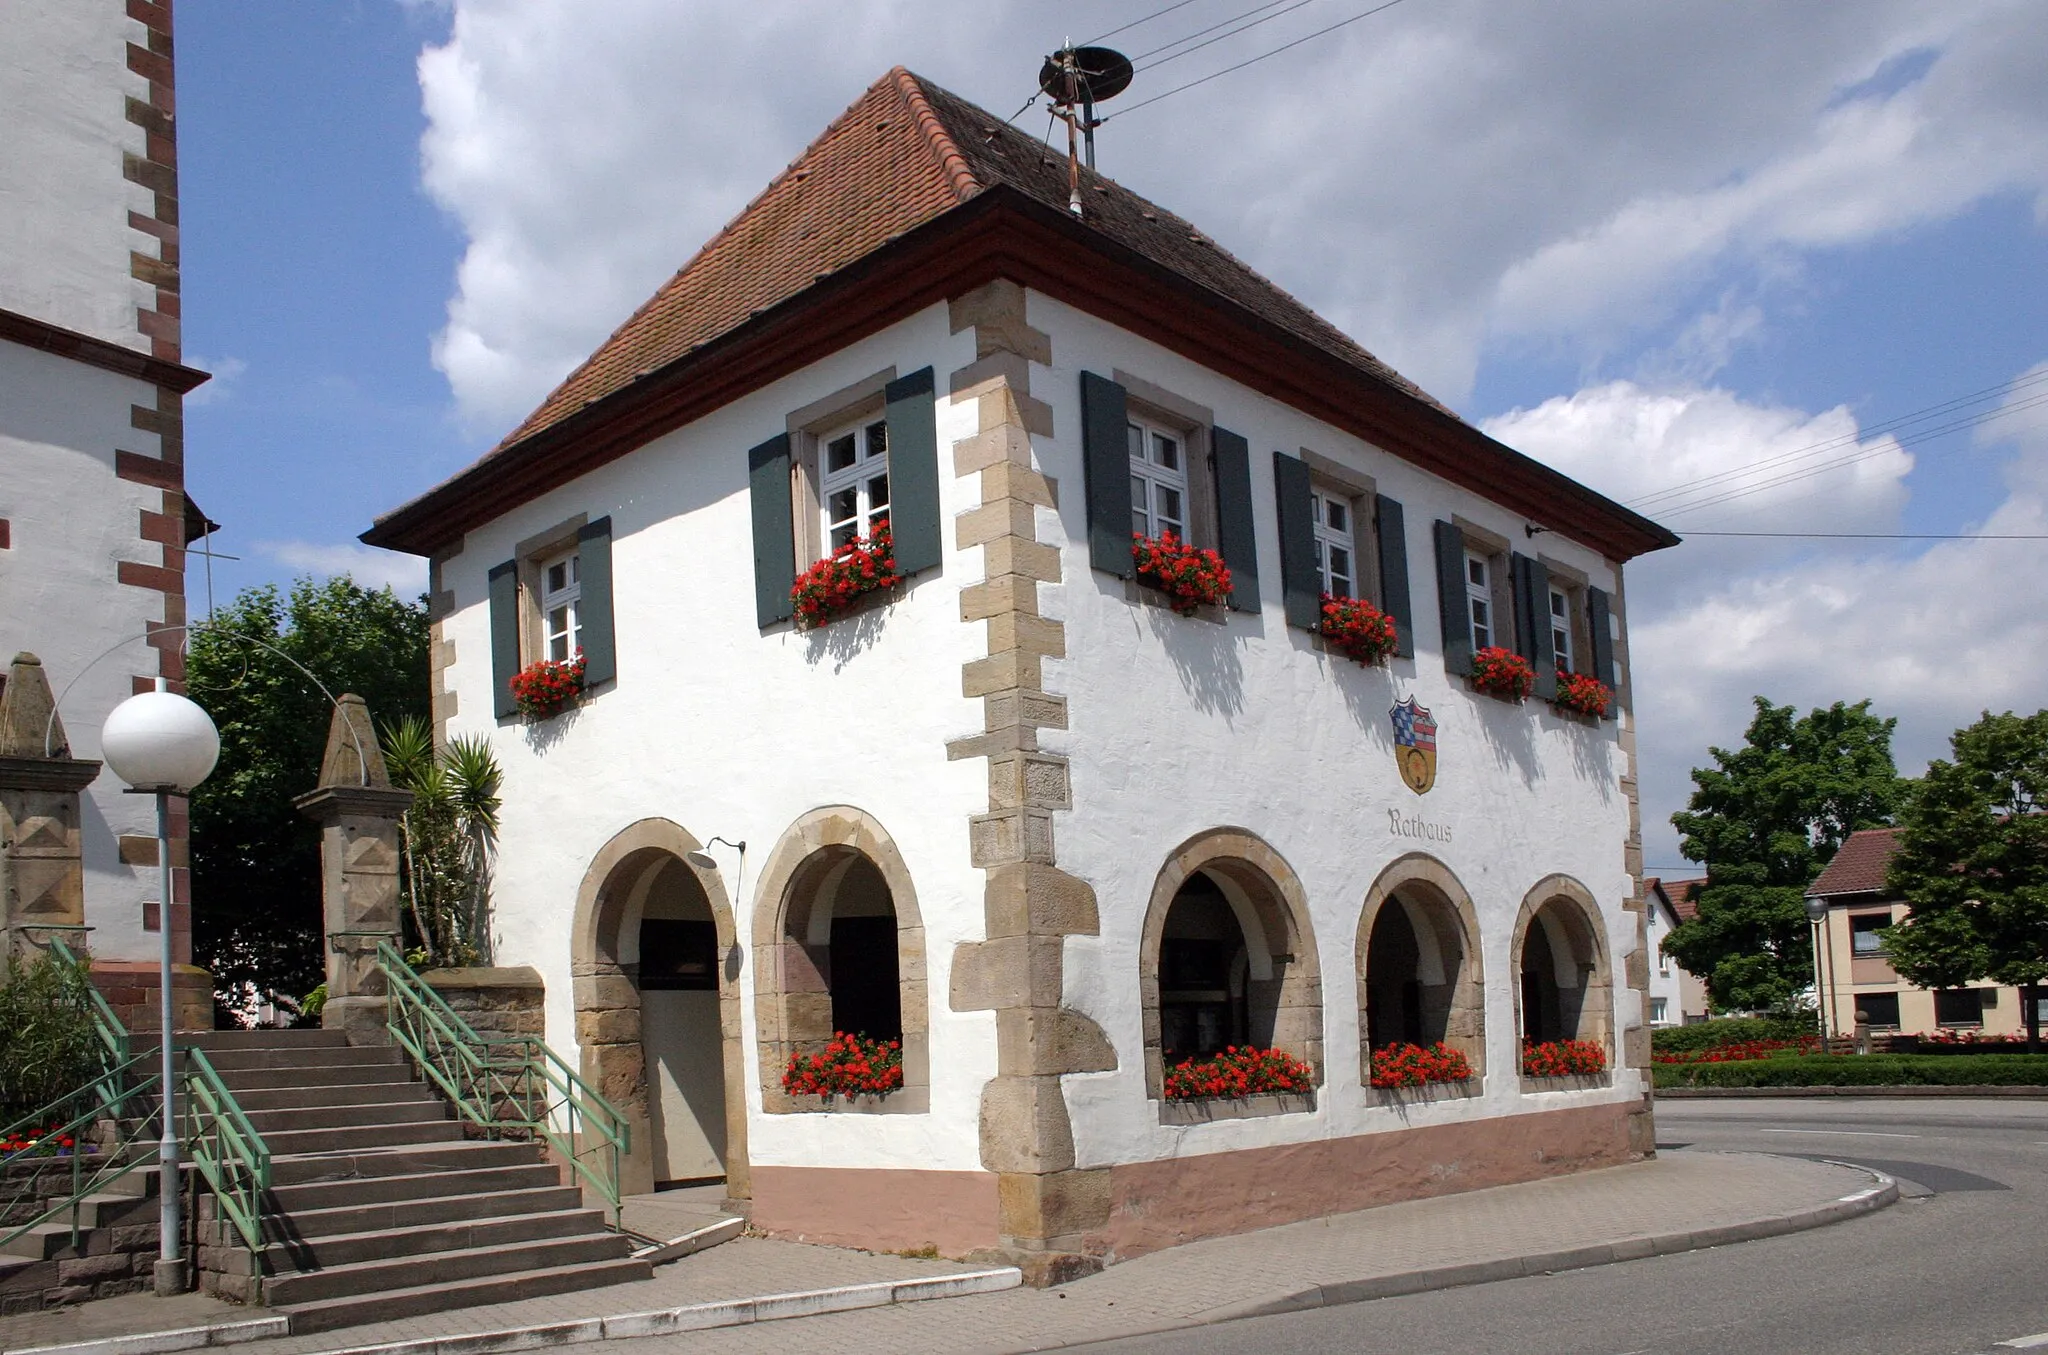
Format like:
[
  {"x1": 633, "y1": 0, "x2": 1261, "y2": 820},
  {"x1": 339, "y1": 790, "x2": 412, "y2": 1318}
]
[
  {"x1": 1654, "y1": 1053, "x2": 2048, "y2": 1089},
  {"x1": 1163, "y1": 1045, "x2": 1315, "y2": 1100},
  {"x1": 781, "y1": 1032, "x2": 903, "y2": 1099},
  {"x1": 1522, "y1": 1039, "x2": 1608, "y2": 1078},
  {"x1": 1132, "y1": 532, "x2": 1232, "y2": 615},
  {"x1": 1653, "y1": 1036, "x2": 1821, "y2": 1065},
  {"x1": 1318, "y1": 594, "x2": 1399, "y2": 665},
  {"x1": 1650, "y1": 1015, "x2": 1820, "y2": 1053},
  {"x1": 1470, "y1": 647, "x2": 1535, "y2": 701},
  {"x1": 0, "y1": 952, "x2": 106, "y2": 1124},
  {"x1": 791, "y1": 524, "x2": 901, "y2": 629},
  {"x1": 1369, "y1": 1041, "x2": 1474, "y2": 1088}
]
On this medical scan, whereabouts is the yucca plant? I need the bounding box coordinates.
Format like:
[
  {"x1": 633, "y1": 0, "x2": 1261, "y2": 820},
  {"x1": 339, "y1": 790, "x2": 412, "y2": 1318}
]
[
  {"x1": 382, "y1": 716, "x2": 503, "y2": 969},
  {"x1": 0, "y1": 952, "x2": 103, "y2": 1123}
]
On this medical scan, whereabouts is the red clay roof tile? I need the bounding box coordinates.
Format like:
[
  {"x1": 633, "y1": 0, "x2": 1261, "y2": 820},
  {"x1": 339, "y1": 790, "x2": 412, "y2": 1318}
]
[{"x1": 1807, "y1": 828, "x2": 1901, "y2": 899}]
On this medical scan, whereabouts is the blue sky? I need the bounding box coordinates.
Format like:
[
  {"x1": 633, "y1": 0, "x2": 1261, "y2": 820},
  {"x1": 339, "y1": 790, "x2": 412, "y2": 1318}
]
[{"x1": 173, "y1": 1, "x2": 2048, "y2": 867}]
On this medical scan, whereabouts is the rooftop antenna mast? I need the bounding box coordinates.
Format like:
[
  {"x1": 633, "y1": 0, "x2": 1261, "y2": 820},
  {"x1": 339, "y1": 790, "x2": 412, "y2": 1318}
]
[{"x1": 1039, "y1": 43, "x2": 1133, "y2": 216}]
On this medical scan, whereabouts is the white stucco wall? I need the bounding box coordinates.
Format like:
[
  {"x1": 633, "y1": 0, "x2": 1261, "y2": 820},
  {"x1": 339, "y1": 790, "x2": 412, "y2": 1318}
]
[
  {"x1": 1644, "y1": 892, "x2": 1684, "y2": 1025},
  {"x1": 0, "y1": 337, "x2": 172, "y2": 961},
  {"x1": 0, "y1": 1, "x2": 159, "y2": 348}
]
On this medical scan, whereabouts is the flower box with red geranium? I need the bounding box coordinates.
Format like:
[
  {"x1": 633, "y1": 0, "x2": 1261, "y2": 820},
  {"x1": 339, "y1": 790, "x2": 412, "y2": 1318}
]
[
  {"x1": 1368, "y1": 1041, "x2": 1476, "y2": 1089},
  {"x1": 1469, "y1": 646, "x2": 1535, "y2": 702},
  {"x1": 780, "y1": 1031, "x2": 903, "y2": 1102},
  {"x1": 1552, "y1": 670, "x2": 1613, "y2": 719},
  {"x1": 790, "y1": 524, "x2": 903, "y2": 630},
  {"x1": 509, "y1": 653, "x2": 585, "y2": 721},
  {"x1": 1521, "y1": 1038, "x2": 1608, "y2": 1079},
  {"x1": 1132, "y1": 532, "x2": 1232, "y2": 616},
  {"x1": 1162, "y1": 1045, "x2": 1315, "y2": 1100},
  {"x1": 1318, "y1": 594, "x2": 1399, "y2": 666}
]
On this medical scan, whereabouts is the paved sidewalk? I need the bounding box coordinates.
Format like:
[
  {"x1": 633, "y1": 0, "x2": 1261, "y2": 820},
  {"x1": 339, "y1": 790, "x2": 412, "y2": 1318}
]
[{"x1": 2, "y1": 1151, "x2": 1891, "y2": 1355}]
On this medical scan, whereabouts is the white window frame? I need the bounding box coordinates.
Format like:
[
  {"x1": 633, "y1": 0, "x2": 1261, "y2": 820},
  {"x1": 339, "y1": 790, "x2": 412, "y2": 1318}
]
[
  {"x1": 540, "y1": 548, "x2": 581, "y2": 662},
  {"x1": 1549, "y1": 585, "x2": 1576, "y2": 673},
  {"x1": 1464, "y1": 551, "x2": 1494, "y2": 651},
  {"x1": 1649, "y1": 997, "x2": 1668, "y2": 1025},
  {"x1": 1128, "y1": 414, "x2": 1188, "y2": 542},
  {"x1": 818, "y1": 413, "x2": 890, "y2": 553},
  {"x1": 1312, "y1": 486, "x2": 1357, "y2": 599}
]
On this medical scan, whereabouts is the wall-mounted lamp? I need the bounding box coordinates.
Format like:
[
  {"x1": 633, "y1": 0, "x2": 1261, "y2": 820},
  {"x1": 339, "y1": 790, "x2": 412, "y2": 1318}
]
[{"x1": 684, "y1": 835, "x2": 746, "y2": 871}]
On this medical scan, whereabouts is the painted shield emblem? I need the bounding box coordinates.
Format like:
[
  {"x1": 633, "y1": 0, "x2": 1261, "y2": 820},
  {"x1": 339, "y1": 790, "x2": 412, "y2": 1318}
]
[{"x1": 1390, "y1": 697, "x2": 1437, "y2": 795}]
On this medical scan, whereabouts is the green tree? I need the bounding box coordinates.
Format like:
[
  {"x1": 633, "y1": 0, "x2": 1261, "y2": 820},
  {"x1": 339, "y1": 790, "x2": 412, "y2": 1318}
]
[
  {"x1": 187, "y1": 577, "x2": 429, "y2": 1014},
  {"x1": 1884, "y1": 710, "x2": 2048, "y2": 1053},
  {"x1": 382, "y1": 715, "x2": 502, "y2": 969},
  {"x1": 1663, "y1": 697, "x2": 1904, "y2": 1014}
]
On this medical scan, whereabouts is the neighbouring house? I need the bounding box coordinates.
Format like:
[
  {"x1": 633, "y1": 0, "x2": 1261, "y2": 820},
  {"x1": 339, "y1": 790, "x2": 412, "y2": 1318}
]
[
  {"x1": 0, "y1": 0, "x2": 212, "y2": 1028},
  {"x1": 1806, "y1": 829, "x2": 2040, "y2": 1036},
  {"x1": 364, "y1": 68, "x2": 1677, "y2": 1274},
  {"x1": 1643, "y1": 877, "x2": 1711, "y2": 1025}
]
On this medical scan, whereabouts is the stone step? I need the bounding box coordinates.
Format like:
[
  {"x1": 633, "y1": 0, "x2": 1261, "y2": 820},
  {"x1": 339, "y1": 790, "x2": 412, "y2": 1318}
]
[
  {"x1": 260, "y1": 1230, "x2": 637, "y2": 1307},
  {"x1": 229, "y1": 1080, "x2": 437, "y2": 1113},
  {"x1": 262, "y1": 1120, "x2": 466, "y2": 1156},
  {"x1": 139, "y1": 1029, "x2": 357, "y2": 1052},
  {"x1": 211, "y1": 1062, "x2": 415, "y2": 1091},
  {"x1": 198, "y1": 1045, "x2": 407, "y2": 1073},
  {"x1": 0, "y1": 1191, "x2": 154, "y2": 1259},
  {"x1": 266, "y1": 1139, "x2": 545, "y2": 1188},
  {"x1": 255, "y1": 1184, "x2": 585, "y2": 1242},
  {"x1": 230, "y1": 1207, "x2": 607, "y2": 1273},
  {"x1": 278, "y1": 1255, "x2": 652, "y2": 1335},
  {"x1": 242, "y1": 1098, "x2": 451, "y2": 1136},
  {"x1": 262, "y1": 1159, "x2": 561, "y2": 1212}
]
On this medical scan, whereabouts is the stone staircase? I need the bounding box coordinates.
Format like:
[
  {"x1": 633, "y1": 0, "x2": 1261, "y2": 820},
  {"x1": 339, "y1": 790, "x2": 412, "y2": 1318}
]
[{"x1": 181, "y1": 1029, "x2": 651, "y2": 1333}]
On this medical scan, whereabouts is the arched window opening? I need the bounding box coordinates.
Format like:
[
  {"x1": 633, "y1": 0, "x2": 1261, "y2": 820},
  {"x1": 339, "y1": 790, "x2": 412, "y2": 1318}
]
[
  {"x1": 1364, "y1": 900, "x2": 1429, "y2": 1049},
  {"x1": 1355, "y1": 859, "x2": 1487, "y2": 1087},
  {"x1": 1512, "y1": 886, "x2": 1611, "y2": 1060},
  {"x1": 820, "y1": 855, "x2": 902, "y2": 1043},
  {"x1": 1159, "y1": 871, "x2": 1252, "y2": 1060},
  {"x1": 632, "y1": 858, "x2": 726, "y2": 1184}
]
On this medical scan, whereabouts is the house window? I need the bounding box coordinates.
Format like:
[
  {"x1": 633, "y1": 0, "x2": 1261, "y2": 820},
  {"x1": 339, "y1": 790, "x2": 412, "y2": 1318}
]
[
  {"x1": 1312, "y1": 488, "x2": 1356, "y2": 598},
  {"x1": 1549, "y1": 586, "x2": 1575, "y2": 673},
  {"x1": 540, "y1": 550, "x2": 581, "y2": 661},
  {"x1": 1856, "y1": 992, "x2": 1901, "y2": 1028},
  {"x1": 1935, "y1": 988, "x2": 1987, "y2": 1028},
  {"x1": 1128, "y1": 417, "x2": 1187, "y2": 540},
  {"x1": 1465, "y1": 552, "x2": 1494, "y2": 650},
  {"x1": 819, "y1": 415, "x2": 889, "y2": 550},
  {"x1": 1650, "y1": 997, "x2": 1668, "y2": 1025},
  {"x1": 1849, "y1": 913, "x2": 1890, "y2": 957}
]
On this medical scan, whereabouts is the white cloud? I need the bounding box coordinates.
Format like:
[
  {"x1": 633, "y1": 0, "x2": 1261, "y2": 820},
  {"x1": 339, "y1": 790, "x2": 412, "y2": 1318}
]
[
  {"x1": 258, "y1": 540, "x2": 430, "y2": 596},
  {"x1": 182, "y1": 355, "x2": 246, "y2": 407}
]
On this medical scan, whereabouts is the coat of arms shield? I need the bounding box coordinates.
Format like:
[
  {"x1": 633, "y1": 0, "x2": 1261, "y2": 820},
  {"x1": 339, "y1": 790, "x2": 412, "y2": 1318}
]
[{"x1": 1390, "y1": 697, "x2": 1437, "y2": 795}]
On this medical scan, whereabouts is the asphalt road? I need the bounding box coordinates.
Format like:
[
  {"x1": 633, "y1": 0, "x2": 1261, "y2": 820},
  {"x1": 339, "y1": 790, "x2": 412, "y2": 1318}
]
[{"x1": 1065, "y1": 1097, "x2": 2048, "y2": 1355}]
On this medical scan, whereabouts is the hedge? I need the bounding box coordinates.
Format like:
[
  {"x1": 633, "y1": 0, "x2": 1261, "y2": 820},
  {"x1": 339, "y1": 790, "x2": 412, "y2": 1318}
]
[
  {"x1": 1650, "y1": 1016, "x2": 1818, "y2": 1054},
  {"x1": 1654, "y1": 1053, "x2": 2048, "y2": 1089}
]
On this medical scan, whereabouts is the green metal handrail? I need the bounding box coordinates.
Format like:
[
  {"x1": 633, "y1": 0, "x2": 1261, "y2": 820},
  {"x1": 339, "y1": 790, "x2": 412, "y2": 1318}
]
[
  {"x1": 0, "y1": 1054, "x2": 160, "y2": 1254},
  {"x1": 49, "y1": 938, "x2": 131, "y2": 1109},
  {"x1": 374, "y1": 942, "x2": 628, "y2": 1224},
  {"x1": 179, "y1": 1047, "x2": 270, "y2": 1254}
]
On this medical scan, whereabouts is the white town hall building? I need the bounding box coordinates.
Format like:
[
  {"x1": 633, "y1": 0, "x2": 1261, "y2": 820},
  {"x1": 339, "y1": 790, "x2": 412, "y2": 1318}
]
[{"x1": 366, "y1": 69, "x2": 1678, "y2": 1278}]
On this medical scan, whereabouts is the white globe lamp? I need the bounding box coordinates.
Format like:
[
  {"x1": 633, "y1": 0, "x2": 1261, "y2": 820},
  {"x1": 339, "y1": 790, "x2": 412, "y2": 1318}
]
[{"x1": 101, "y1": 677, "x2": 218, "y2": 1296}]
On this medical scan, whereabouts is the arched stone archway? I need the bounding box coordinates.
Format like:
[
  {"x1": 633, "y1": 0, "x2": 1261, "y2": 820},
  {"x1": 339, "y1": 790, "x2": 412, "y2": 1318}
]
[
  {"x1": 1356, "y1": 854, "x2": 1485, "y2": 1084},
  {"x1": 1138, "y1": 829, "x2": 1322, "y2": 1099},
  {"x1": 572, "y1": 818, "x2": 749, "y2": 1199},
  {"x1": 750, "y1": 807, "x2": 929, "y2": 1114},
  {"x1": 1510, "y1": 875, "x2": 1613, "y2": 1067}
]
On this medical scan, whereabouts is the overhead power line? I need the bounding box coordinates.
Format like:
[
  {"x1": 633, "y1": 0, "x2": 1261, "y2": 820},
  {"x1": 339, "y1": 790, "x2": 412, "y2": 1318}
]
[
  {"x1": 1084, "y1": 0, "x2": 1212, "y2": 46},
  {"x1": 1105, "y1": 0, "x2": 1413, "y2": 122},
  {"x1": 1129, "y1": 0, "x2": 1319, "y2": 69},
  {"x1": 1680, "y1": 531, "x2": 2048, "y2": 541}
]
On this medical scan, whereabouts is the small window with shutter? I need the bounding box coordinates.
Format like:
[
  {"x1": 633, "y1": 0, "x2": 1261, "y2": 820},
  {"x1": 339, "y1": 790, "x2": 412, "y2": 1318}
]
[{"x1": 487, "y1": 514, "x2": 617, "y2": 720}]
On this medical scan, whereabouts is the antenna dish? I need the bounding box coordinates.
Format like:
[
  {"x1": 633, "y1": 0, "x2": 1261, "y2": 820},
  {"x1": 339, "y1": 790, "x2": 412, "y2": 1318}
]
[{"x1": 1038, "y1": 47, "x2": 1133, "y2": 104}]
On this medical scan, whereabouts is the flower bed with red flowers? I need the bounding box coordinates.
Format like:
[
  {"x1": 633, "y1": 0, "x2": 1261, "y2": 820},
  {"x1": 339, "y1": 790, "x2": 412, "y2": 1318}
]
[
  {"x1": 1652, "y1": 1036, "x2": 1822, "y2": 1065},
  {"x1": 1470, "y1": 646, "x2": 1535, "y2": 701},
  {"x1": 0, "y1": 1122, "x2": 84, "y2": 1157},
  {"x1": 1368, "y1": 1041, "x2": 1475, "y2": 1089},
  {"x1": 1553, "y1": 670, "x2": 1614, "y2": 718},
  {"x1": 1163, "y1": 1045, "x2": 1315, "y2": 1100},
  {"x1": 791, "y1": 524, "x2": 903, "y2": 630},
  {"x1": 1132, "y1": 532, "x2": 1232, "y2": 616},
  {"x1": 1521, "y1": 1038, "x2": 1608, "y2": 1078},
  {"x1": 509, "y1": 653, "x2": 585, "y2": 721},
  {"x1": 780, "y1": 1031, "x2": 904, "y2": 1100},
  {"x1": 1319, "y1": 594, "x2": 1399, "y2": 665}
]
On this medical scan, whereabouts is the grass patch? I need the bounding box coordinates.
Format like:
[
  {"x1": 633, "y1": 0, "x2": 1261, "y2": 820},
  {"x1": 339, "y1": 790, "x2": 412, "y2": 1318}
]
[{"x1": 1654, "y1": 1053, "x2": 2048, "y2": 1089}]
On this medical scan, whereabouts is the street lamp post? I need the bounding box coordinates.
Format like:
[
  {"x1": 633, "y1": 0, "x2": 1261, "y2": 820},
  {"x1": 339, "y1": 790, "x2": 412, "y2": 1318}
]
[
  {"x1": 100, "y1": 678, "x2": 219, "y2": 1297},
  {"x1": 1804, "y1": 894, "x2": 1832, "y2": 1043}
]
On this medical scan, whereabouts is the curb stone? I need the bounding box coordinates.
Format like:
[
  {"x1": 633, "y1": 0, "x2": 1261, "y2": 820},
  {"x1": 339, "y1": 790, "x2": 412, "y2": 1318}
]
[
  {"x1": 10, "y1": 1270, "x2": 1020, "y2": 1355},
  {"x1": 1197, "y1": 1166, "x2": 1898, "y2": 1325}
]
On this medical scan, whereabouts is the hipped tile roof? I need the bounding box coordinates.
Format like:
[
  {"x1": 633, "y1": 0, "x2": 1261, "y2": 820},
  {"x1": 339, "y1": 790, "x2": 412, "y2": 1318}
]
[
  {"x1": 499, "y1": 67, "x2": 1444, "y2": 455},
  {"x1": 1807, "y1": 828, "x2": 1902, "y2": 899}
]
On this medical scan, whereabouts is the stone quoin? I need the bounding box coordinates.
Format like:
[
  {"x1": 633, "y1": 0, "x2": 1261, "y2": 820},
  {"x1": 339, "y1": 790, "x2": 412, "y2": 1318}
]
[{"x1": 363, "y1": 68, "x2": 1677, "y2": 1280}]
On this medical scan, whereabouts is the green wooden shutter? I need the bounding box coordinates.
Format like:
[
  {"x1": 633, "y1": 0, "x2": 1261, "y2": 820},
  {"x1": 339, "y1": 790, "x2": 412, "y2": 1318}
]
[
  {"x1": 1587, "y1": 585, "x2": 1615, "y2": 703},
  {"x1": 885, "y1": 367, "x2": 941, "y2": 578},
  {"x1": 1211, "y1": 426, "x2": 1258, "y2": 613},
  {"x1": 1513, "y1": 553, "x2": 1557, "y2": 700},
  {"x1": 487, "y1": 559, "x2": 520, "y2": 719},
  {"x1": 748, "y1": 433, "x2": 795, "y2": 627},
  {"x1": 577, "y1": 517, "x2": 617, "y2": 688},
  {"x1": 1432, "y1": 520, "x2": 1473, "y2": 676},
  {"x1": 1272, "y1": 450, "x2": 1320, "y2": 630},
  {"x1": 1080, "y1": 371, "x2": 1134, "y2": 578},
  {"x1": 1374, "y1": 494, "x2": 1413, "y2": 659}
]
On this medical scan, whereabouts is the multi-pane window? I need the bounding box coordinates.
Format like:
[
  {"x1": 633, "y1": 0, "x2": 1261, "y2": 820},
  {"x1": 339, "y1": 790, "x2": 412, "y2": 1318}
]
[
  {"x1": 1128, "y1": 418, "x2": 1186, "y2": 540},
  {"x1": 1649, "y1": 997, "x2": 1668, "y2": 1025},
  {"x1": 1856, "y1": 992, "x2": 1901, "y2": 1028},
  {"x1": 540, "y1": 550, "x2": 580, "y2": 661},
  {"x1": 1549, "y1": 586, "x2": 1575, "y2": 672},
  {"x1": 1312, "y1": 488, "x2": 1355, "y2": 598},
  {"x1": 1464, "y1": 552, "x2": 1494, "y2": 650},
  {"x1": 1935, "y1": 988, "x2": 1986, "y2": 1028},
  {"x1": 820, "y1": 417, "x2": 889, "y2": 550},
  {"x1": 1849, "y1": 913, "x2": 1890, "y2": 957}
]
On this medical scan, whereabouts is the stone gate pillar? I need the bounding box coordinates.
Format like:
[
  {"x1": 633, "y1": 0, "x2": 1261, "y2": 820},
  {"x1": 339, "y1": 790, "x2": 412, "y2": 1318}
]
[
  {"x1": 0, "y1": 653, "x2": 102, "y2": 959},
  {"x1": 294, "y1": 694, "x2": 411, "y2": 1041}
]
